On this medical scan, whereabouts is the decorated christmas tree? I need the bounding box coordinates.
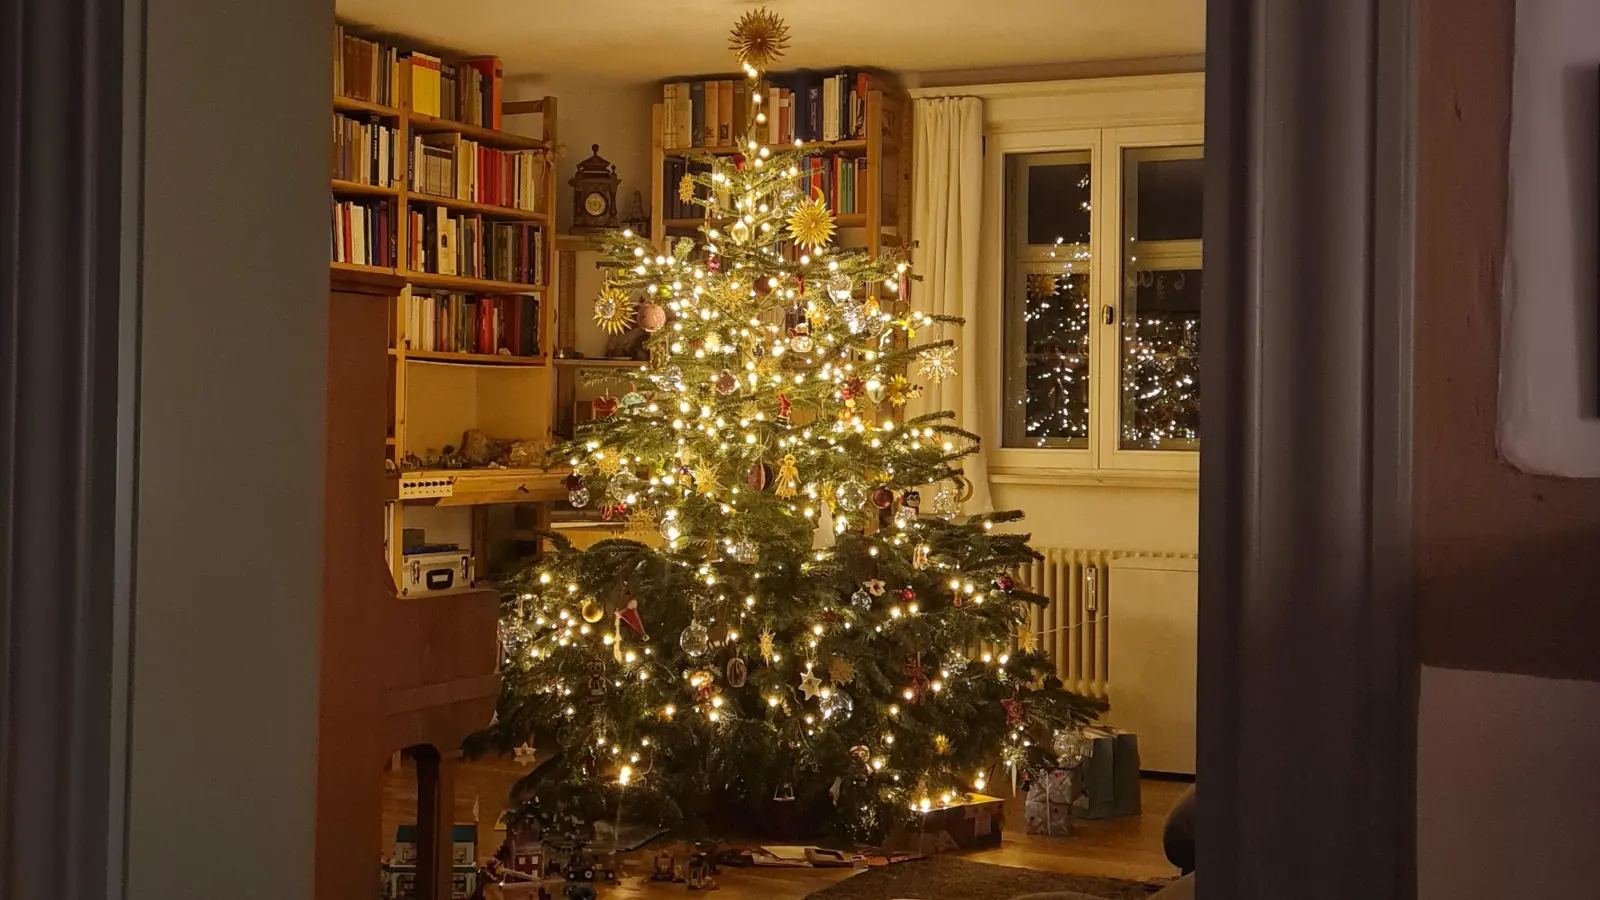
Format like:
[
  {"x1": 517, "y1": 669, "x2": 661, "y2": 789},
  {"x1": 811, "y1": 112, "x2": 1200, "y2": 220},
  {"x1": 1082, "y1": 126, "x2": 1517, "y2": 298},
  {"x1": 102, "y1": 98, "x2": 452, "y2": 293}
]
[{"x1": 474, "y1": 9, "x2": 1104, "y2": 841}]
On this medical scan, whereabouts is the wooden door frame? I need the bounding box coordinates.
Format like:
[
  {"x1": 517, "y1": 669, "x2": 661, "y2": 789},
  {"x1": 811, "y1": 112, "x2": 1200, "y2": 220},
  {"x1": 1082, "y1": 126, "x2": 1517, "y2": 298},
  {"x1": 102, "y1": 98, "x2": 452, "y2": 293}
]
[{"x1": 1200, "y1": 0, "x2": 1418, "y2": 898}]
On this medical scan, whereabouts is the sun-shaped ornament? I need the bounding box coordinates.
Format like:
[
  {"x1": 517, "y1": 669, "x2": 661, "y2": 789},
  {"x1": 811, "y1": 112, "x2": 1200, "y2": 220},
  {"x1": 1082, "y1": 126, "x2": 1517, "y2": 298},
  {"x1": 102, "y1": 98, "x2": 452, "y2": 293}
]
[
  {"x1": 787, "y1": 194, "x2": 836, "y2": 250},
  {"x1": 728, "y1": 7, "x2": 791, "y2": 69},
  {"x1": 1026, "y1": 272, "x2": 1062, "y2": 301},
  {"x1": 678, "y1": 172, "x2": 696, "y2": 205},
  {"x1": 593, "y1": 285, "x2": 638, "y2": 335}
]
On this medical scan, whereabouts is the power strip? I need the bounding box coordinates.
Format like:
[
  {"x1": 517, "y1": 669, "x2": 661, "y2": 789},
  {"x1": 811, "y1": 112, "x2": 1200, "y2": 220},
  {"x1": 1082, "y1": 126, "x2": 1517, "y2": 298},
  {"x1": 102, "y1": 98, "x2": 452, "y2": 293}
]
[{"x1": 399, "y1": 475, "x2": 455, "y2": 500}]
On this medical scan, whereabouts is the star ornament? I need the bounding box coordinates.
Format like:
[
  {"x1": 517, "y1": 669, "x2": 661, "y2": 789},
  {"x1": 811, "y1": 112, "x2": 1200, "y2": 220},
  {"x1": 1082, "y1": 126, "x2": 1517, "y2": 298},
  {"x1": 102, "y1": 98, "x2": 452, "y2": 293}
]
[
  {"x1": 728, "y1": 7, "x2": 791, "y2": 70},
  {"x1": 787, "y1": 195, "x2": 836, "y2": 250},
  {"x1": 594, "y1": 286, "x2": 638, "y2": 335},
  {"x1": 759, "y1": 629, "x2": 776, "y2": 663},
  {"x1": 513, "y1": 742, "x2": 537, "y2": 767},
  {"x1": 678, "y1": 172, "x2": 696, "y2": 205},
  {"x1": 799, "y1": 667, "x2": 823, "y2": 701}
]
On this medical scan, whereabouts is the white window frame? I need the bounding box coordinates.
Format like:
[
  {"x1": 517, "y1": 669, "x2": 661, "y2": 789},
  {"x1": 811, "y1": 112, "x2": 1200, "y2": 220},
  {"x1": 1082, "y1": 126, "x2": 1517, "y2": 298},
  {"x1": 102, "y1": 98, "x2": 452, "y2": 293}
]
[{"x1": 914, "y1": 74, "x2": 1205, "y2": 485}]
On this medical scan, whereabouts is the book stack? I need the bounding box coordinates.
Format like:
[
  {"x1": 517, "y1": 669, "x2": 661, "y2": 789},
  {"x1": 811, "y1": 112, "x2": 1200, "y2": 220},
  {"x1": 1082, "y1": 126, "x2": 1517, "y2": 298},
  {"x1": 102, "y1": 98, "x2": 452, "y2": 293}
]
[
  {"x1": 334, "y1": 24, "x2": 400, "y2": 106},
  {"x1": 407, "y1": 209, "x2": 544, "y2": 285},
  {"x1": 333, "y1": 113, "x2": 398, "y2": 186},
  {"x1": 332, "y1": 199, "x2": 396, "y2": 267},
  {"x1": 411, "y1": 134, "x2": 542, "y2": 211},
  {"x1": 406, "y1": 293, "x2": 541, "y2": 358},
  {"x1": 661, "y1": 71, "x2": 874, "y2": 149},
  {"x1": 406, "y1": 53, "x2": 502, "y2": 128}
]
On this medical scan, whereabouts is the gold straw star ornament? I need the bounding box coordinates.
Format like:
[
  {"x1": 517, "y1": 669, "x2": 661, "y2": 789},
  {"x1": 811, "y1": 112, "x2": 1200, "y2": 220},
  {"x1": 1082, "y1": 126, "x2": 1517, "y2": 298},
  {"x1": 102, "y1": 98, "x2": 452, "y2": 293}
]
[{"x1": 729, "y1": 8, "x2": 791, "y2": 69}]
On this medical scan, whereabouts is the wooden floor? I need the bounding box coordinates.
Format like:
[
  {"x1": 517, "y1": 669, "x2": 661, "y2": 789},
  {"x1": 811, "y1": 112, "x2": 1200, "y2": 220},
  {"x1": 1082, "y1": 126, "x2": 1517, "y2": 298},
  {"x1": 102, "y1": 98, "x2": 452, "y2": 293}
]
[{"x1": 382, "y1": 755, "x2": 1185, "y2": 899}]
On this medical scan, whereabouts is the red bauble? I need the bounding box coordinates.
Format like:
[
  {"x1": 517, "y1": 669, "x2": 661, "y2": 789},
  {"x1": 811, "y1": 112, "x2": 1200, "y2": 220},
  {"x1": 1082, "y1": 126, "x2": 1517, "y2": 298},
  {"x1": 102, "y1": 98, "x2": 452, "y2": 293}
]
[
  {"x1": 900, "y1": 587, "x2": 917, "y2": 603},
  {"x1": 871, "y1": 486, "x2": 895, "y2": 509},
  {"x1": 591, "y1": 395, "x2": 619, "y2": 419},
  {"x1": 564, "y1": 473, "x2": 585, "y2": 491},
  {"x1": 996, "y1": 574, "x2": 1015, "y2": 592}
]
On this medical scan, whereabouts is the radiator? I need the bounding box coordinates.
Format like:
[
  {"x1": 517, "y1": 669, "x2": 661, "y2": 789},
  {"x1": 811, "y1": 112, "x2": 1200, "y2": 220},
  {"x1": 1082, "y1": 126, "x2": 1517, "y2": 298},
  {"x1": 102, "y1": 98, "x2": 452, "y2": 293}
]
[{"x1": 1007, "y1": 548, "x2": 1198, "y2": 701}]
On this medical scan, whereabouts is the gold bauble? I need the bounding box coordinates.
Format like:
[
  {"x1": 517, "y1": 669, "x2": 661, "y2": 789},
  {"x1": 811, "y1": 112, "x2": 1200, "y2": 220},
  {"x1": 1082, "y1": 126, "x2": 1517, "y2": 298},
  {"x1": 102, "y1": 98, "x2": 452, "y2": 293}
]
[{"x1": 580, "y1": 598, "x2": 605, "y2": 623}]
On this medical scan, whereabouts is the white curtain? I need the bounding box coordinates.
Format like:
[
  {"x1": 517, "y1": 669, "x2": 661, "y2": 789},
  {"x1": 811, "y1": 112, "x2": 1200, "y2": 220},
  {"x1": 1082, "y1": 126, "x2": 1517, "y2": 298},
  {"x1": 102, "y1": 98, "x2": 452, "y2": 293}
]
[{"x1": 910, "y1": 96, "x2": 993, "y2": 513}]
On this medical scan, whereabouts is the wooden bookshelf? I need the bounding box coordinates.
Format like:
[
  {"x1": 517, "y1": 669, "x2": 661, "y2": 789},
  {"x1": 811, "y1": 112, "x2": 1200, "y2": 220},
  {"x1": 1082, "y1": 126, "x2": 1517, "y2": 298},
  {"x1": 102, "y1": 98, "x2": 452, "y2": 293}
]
[
  {"x1": 333, "y1": 179, "x2": 401, "y2": 198},
  {"x1": 406, "y1": 191, "x2": 548, "y2": 221},
  {"x1": 552, "y1": 357, "x2": 650, "y2": 369},
  {"x1": 648, "y1": 77, "x2": 908, "y2": 259},
  {"x1": 403, "y1": 271, "x2": 546, "y2": 295}
]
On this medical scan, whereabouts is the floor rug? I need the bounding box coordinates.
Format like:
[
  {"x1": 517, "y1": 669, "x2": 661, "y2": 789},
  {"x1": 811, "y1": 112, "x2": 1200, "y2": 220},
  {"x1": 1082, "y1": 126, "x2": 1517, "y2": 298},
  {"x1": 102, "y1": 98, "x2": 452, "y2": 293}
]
[{"x1": 804, "y1": 855, "x2": 1168, "y2": 900}]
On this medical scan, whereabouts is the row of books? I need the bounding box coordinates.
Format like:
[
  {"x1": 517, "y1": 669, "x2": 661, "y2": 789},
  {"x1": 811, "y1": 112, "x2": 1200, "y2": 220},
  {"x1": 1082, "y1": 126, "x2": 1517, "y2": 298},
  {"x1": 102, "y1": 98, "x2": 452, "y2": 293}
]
[
  {"x1": 332, "y1": 199, "x2": 396, "y2": 267},
  {"x1": 332, "y1": 24, "x2": 504, "y2": 129},
  {"x1": 661, "y1": 71, "x2": 875, "y2": 149},
  {"x1": 660, "y1": 154, "x2": 866, "y2": 220},
  {"x1": 405, "y1": 293, "x2": 541, "y2": 358},
  {"x1": 658, "y1": 157, "x2": 712, "y2": 220},
  {"x1": 333, "y1": 113, "x2": 398, "y2": 186},
  {"x1": 334, "y1": 24, "x2": 400, "y2": 107},
  {"x1": 408, "y1": 53, "x2": 503, "y2": 128},
  {"x1": 407, "y1": 209, "x2": 545, "y2": 285},
  {"x1": 411, "y1": 134, "x2": 542, "y2": 211},
  {"x1": 800, "y1": 155, "x2": 869, "y2": 216}
]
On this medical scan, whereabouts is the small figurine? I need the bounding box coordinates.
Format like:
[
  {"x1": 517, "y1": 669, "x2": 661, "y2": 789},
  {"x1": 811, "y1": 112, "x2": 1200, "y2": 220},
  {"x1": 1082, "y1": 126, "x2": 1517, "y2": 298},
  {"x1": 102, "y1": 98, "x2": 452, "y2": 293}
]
[
  {"x1": 686, "y1": 850, "x2": 718, "y2": 891},
  {"x1": 651, "y1": 849, "x2": 682, "y2": 882}
]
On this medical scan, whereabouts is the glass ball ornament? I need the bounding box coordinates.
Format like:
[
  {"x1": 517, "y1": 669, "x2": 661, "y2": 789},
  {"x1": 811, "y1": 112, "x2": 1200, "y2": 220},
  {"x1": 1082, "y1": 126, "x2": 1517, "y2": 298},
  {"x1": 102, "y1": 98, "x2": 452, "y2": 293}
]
[
  {"x1": 894, "y1": 504, "x2": 918, "y2": 530},
  {"x1": 606, "y1": 470, "x2": 639, "y2": 501},
  {"x1": 818, "y1": 689, "x2": 854, "y2": 720},
  {"x1": 714, "y1": 370, "x2": 738, "y2": 395},
  {"x1": 593, "y1": 294, "x2": 619, "y2": 323},
  {"x1": 568, "y1": 486, "x2": 591, "y2": 508},
  {"x1": 850, "y1": 588, "x2": 873, "y2": 610},
  {"x1": 657, "y1": 365, "x2": 684, "y2": 392},
  {"x1": 826, "y1": 274, "x2": 854, "y2": 302},
  {"x1": 638, "y1": 301, "x2": 667, "y2": 332},
  {"x1": 679, "y1": 622, "x2": 711, "y2": 657},
  {"x1": 865, "y1": 379, "x2": 887, "y2": 404},
  {"x1": 1053, "y1": 728, "x2": 1093, "y2": 769},
  {"x1": 931, "y1": 487, "x2": 960, "y2": 520},
  {"x1": 659, "y1": 515, "x2": 683, "y2": 542},
  {"x1": 790, "y1": 329, "x2": 814, "y2": 354},
  {"x1": 841, "y1": 301, "x2": 867, "y2": 335},
  {"x1": 730, "y1": 219, "x2": 751, "y2": 243},
  {"x1": 944, "y1": 650, "x2": 970, "y2": 672},
  {"x1": 835, "y1": 479, "x2": 867, "y2": 510}
]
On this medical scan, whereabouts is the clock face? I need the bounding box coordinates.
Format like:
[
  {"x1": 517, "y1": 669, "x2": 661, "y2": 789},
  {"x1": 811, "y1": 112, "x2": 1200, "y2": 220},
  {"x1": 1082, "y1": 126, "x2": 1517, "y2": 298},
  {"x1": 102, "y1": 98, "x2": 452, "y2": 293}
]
[{"x1": 584, "y1": 192, "x2": 608, "y2": 216}]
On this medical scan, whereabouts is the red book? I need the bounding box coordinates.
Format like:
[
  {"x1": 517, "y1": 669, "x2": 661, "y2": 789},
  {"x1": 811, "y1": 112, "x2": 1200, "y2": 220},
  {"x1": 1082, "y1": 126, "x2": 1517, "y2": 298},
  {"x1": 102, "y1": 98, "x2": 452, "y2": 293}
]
[{"x1": 477, "y1": 300, "x2": 491, "y2": 354}]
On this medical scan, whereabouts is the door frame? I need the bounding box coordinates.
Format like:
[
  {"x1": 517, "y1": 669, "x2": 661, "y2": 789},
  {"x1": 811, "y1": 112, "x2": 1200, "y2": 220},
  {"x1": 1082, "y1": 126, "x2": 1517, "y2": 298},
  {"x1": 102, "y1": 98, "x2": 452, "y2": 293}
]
[{"x1": 1200, "y1": 0, "x2": 1418, "y2": 898}]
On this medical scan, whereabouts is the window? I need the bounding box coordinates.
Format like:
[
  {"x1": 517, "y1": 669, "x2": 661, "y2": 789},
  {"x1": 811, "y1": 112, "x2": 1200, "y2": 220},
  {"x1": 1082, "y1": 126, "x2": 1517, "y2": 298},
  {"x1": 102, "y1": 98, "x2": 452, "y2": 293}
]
[
  {"x1": 1003, "y1": 152, "x2": 1093, "y2": 449},
  {"x1": 981, "y1": 102, "x2": 1203, "y2": 478},
  {"x1": 1120, "y1": 146, "x2": 1202, "y2": 451}
]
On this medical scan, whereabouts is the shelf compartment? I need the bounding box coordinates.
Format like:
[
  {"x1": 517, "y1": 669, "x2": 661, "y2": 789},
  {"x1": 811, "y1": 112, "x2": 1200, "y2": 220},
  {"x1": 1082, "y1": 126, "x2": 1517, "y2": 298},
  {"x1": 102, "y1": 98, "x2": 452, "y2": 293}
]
[
  {"x1": 552, "y1": 357, "x2": 650, "y2": 369},
  {"x1": 333, "y1": 95, "x2": 402, "y2": 117},
  {"x1": 404, "y1": 271, "x2": 545, "y2": 295},
  {"x1": 392, "y1": 467, "x2": 567, "y2": 506},
  {"x1": 332, "y1": 179, "x2": 400, "y2": 197},
  {"x1": 406, "y1": 192, "x2": 547, "y2": 221},
  {"x1": 663, "y1": 138, "x2": 868, "y2": 157},
  {"x1": 407, "y1": 112, "x2": 548, "y2": 151},
  {"x1": 405, "y1": 350, "x2": 547, "y2": 367}
]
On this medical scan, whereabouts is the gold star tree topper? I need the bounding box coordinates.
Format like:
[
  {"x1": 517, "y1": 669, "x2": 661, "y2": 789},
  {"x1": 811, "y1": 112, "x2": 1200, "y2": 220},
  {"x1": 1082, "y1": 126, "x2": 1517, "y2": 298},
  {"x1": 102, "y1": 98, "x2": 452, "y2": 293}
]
[{"x1": 729, "y1": 7, "x2": 791, "y2": 69}]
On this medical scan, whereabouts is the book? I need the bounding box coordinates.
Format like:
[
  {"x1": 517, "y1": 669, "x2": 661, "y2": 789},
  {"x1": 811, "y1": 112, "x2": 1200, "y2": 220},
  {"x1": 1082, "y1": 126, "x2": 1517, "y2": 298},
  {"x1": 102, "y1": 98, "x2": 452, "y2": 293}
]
[
  {"x1": 733, "y1": 80, "x2": 749, "y2": 144},
  {"x1": 717, "y1": 80, "x2": 733, "y2": 145},
  {"x1": 690, "y1": 82, "x2": 705, "y2": 148},
  {"x1": 330, "y1": 198, "x2": 393, "y2": 266}
]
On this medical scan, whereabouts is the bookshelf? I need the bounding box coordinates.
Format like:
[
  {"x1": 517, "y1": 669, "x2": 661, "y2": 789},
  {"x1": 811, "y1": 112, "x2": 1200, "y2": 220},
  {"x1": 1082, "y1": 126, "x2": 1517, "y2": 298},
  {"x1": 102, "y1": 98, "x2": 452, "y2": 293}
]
[
  {"x1": 647, "y1": 73, "x2": 909, "y2": 260},
  {"x1": 334, "y1": 23, "x2": 563, "y2": 582}
]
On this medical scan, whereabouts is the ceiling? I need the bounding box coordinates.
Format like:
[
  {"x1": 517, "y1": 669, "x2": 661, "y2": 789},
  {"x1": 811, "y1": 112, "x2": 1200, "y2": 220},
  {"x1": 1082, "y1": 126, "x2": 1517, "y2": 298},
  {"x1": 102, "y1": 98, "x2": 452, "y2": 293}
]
[{"x1": 335, "y1": 0, "x2": 1206, "y2": 82}]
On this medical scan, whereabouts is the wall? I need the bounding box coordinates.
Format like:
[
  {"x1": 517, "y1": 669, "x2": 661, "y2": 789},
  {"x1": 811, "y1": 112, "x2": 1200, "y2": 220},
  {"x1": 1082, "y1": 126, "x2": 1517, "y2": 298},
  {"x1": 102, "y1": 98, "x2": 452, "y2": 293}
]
[
  {"x1": 504, "y1": 75, "x2": 655, "y2": 234},
  {"x1": 128, "y1": 0, "x2": 330, "y2": 898},
  {"x1": 992, "y1": 482, "x2": 1197, "y2": 552},
  {"x1": 1417, "y1": 0, "x2": 1600, "y2": 896}
]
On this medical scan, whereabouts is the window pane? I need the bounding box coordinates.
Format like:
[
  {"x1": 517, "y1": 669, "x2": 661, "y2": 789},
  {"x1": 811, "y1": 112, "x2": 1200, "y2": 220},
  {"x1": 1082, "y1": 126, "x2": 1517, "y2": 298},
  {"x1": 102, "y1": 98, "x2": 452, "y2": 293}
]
[
  {"x1": 1121, "y1": 147, "x2": 1202, "y2": 451},
  {"x1": 1004, "y1": 151, "x2": 1092, "y2": 449}
]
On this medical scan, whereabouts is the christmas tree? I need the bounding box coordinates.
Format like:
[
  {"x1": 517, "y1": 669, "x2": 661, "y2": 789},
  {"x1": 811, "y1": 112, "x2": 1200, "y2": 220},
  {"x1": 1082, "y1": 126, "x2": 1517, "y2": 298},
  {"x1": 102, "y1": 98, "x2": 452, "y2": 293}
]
[{"x1": 475, "y1": 8, "x2": 1104, "y2": 841}]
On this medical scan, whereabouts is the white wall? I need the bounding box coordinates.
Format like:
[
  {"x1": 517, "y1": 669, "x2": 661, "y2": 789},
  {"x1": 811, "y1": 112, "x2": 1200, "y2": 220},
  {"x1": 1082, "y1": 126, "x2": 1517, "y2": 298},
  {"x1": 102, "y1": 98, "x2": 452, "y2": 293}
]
[
  {"x1": 504, "y1": 75, "x2": 655, "y2": 234},
  {"x1": 992, "y1": 483, "x2": 1197, "y2": 552},
  {"x1": 1417, "y1": 667, "x2": 1600, "y2": 899}
]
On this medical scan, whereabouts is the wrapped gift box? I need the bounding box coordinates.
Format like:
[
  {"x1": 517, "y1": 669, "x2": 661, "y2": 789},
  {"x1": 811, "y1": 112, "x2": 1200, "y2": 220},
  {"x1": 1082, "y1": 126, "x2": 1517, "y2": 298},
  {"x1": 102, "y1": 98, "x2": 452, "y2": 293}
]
[
  {"x1": 1025, "y1": 769, "x2": 1076, "y2": 836},
  {"x1": 888, "y1": 793, "x2": 1004, "y2": 854}
]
